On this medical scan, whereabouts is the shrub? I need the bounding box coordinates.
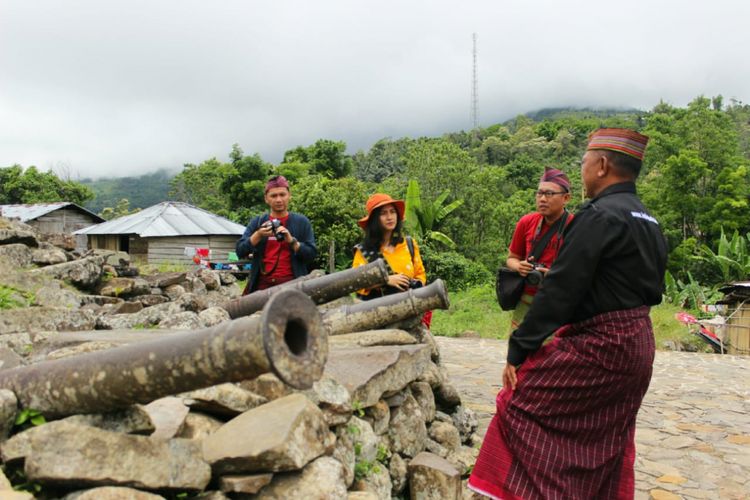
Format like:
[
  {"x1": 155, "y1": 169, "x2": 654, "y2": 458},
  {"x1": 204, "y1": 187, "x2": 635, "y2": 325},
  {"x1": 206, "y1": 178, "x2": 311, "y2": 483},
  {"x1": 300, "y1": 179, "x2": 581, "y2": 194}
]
[{"x1": 422, "y1": 250, "x2": 492, "y2": 291}]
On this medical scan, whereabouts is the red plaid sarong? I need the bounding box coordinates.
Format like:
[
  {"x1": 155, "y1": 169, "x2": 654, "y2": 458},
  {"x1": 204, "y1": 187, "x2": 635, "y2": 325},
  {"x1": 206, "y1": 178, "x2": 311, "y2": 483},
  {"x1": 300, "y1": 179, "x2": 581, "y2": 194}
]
[{"x1": 469, "y1": 307, "x2": 654, "y2": 500}]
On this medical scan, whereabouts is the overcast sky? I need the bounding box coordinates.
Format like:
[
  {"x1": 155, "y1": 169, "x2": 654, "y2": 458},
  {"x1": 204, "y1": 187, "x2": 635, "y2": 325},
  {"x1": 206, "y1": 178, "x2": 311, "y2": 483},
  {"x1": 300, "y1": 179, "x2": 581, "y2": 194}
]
[{"x1": 2, "y1": 0, "x2": 748, "y2": 179}]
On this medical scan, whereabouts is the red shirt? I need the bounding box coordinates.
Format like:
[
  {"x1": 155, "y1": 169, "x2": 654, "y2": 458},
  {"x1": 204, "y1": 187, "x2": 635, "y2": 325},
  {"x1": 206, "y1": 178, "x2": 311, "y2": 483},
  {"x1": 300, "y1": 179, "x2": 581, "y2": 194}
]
[
  {"x1": 257, "y1": 214, "x2": 295, "y2": 290},
  {"x1": 508, "y1": 212, "x2": 572, "y2": 295}
]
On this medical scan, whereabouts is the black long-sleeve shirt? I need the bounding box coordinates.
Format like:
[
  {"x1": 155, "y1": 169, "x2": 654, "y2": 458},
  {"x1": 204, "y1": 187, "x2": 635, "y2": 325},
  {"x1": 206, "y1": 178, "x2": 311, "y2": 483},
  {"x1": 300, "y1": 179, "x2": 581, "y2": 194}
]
[{"x1": 508, "y1": 182, "x2": 668, "y2": 366}]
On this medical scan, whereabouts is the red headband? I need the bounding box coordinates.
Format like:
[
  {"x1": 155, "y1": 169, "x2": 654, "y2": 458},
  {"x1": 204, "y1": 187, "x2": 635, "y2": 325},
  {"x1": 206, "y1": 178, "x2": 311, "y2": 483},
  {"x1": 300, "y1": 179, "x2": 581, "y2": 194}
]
[
  {"x1": 265, "y1": 175, "x2": 289, "y2": 193},
  {"x1": 540, "y1": 167, "x2": 570, "y2": 191}
]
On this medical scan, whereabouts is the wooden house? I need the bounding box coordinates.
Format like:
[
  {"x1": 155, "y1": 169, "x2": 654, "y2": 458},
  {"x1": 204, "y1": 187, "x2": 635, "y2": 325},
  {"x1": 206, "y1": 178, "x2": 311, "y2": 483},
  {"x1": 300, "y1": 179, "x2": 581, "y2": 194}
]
[
  {"x1": 75, "y1": 202, "x2": 246, "y2": 264},
  {"x1": 717, "y1": 282, "x2": 750, "y2": 356},
  {"x1": 0, "y1": 202, "x2": 105, "y2": 249}
]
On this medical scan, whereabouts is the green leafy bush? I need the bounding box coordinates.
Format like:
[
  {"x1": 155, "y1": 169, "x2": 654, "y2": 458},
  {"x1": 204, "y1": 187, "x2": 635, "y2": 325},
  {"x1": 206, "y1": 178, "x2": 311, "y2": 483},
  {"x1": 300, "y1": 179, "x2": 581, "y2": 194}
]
[{"x1": 422, "y1": 250, "x2": 492, "y2": 291}]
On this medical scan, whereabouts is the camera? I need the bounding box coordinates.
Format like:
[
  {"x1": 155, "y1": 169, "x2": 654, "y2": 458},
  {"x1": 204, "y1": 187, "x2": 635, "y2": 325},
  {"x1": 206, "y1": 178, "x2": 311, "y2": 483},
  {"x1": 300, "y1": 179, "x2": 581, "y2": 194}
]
[
  {"x1": 525, "y1": 265, "x2": 544, "y2": 286},
  {"x1": 267, "y1": 218, "x2": 285, "y2": 241},
  {"x1": 409, "y1": 279, "x2": 424, "y2": 289}
]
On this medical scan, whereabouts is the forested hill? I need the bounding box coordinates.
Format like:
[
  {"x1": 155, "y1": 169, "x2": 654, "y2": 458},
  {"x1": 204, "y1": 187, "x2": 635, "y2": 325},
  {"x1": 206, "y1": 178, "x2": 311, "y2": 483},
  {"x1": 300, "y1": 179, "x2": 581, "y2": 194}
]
[
  {"x1": 78, "y1": 106, "x2": 636, "y2": 212},
  {"x1": 524, "y1": 106, "x2": 642, "y2": 122},
  {"x1": 80, "y1": 169, "x2": 176, "y2": 213},
  {"x1": 3, "y1": 97, "x2": 749, "y2": 299}
]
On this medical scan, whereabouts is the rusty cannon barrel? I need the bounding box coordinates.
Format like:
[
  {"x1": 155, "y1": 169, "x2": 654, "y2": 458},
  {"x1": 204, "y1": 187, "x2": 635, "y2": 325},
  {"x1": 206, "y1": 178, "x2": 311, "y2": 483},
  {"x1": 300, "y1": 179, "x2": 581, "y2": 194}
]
[
  {"x1": 223, "y1": 259, "x2": 389, "y2": 319},
  {"x1": 0, "y1": 289, "x2": 327, "y2": 418},
  {"x1": 322, "y1": 279, "x2": 450, "y2": 336}
]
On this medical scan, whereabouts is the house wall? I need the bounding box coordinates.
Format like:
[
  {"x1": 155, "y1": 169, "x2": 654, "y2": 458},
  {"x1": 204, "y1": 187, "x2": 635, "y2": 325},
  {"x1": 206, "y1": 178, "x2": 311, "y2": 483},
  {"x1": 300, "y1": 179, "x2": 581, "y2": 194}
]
[
  {"x1": 146, "y1": 235, "x2": 240, "y2": 264},
  {"x1": 88, "y1": 234, "x2": 120, "y2": 252},
  {"x1": 29, "y1": 208, "x2": 100, "y2": 234},
  {"x1": 727, "y1": 303, "x2": 750, "y2": 356}
]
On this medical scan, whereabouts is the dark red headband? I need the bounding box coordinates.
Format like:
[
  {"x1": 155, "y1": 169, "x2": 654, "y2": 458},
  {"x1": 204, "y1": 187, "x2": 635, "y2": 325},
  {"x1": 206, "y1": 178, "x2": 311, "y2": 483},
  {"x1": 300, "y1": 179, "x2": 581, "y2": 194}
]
[
  {"x1": 265, "y1": 175, "x2": 289, "y2": 193},
  {"x1": 540, "y1": 167, "x2": 570, "y2": 191}
]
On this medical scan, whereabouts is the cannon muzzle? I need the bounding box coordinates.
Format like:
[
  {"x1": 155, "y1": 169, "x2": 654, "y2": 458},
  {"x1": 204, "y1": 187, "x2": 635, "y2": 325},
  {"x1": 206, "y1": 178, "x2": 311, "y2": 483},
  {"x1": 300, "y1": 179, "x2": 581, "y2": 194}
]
[{"x1": 0, "y1": 289, "x2": 327, "y2": 418}]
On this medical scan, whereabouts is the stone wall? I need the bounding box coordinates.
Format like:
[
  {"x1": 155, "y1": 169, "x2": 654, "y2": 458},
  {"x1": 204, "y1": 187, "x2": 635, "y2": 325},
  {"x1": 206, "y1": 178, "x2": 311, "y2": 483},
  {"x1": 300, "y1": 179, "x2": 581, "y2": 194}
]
[{"x1": 0, "y1": 216, "x2": 479, "y2": 499}]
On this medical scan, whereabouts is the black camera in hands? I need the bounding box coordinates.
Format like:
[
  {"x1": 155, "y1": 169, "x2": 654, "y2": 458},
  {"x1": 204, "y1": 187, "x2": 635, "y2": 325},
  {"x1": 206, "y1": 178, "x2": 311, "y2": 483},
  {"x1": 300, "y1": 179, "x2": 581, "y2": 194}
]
[
  {"x1": 525, "y1": 264, "x2": 544, "y2": 286},
  {"x1": 268, "y1": 218, "x2": 285, "y2": 241},
  {"x1": 408, "y1": 279, "x2": 424, "y2": 289}
]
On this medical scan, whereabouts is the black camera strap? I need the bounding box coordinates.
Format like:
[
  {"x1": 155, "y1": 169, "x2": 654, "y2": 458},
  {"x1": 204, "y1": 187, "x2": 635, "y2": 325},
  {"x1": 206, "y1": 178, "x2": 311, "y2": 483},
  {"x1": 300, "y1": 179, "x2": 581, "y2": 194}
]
[
  {"x1": 259, "y1": 215, "x2": 283, "y2": 276},
  {"x1": 528, "y1": 211, "x2": 568, "y2": 263}
]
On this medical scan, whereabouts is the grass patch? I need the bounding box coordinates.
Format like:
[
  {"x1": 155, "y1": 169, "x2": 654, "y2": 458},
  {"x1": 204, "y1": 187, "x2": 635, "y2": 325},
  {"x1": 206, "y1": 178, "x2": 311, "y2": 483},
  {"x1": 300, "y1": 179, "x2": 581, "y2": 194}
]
[
  {"x1": 0, "y1": 285, "x2": 34, "y2": 309},
  {"x1": 432, "y1": 284, "x2": 511, "y2": 339},
  {"x1": 432, "y1": 284, "x2": 708, "y2": 350}
]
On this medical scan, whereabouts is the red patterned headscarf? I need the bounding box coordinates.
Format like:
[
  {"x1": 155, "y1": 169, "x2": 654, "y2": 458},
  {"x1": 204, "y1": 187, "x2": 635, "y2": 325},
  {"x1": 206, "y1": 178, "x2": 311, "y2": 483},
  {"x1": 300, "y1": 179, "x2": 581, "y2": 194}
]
[
  {"x1": 587, "y1": 128, "x2": 649, "y2": 160},
  {"x1": 540, "y1": 167, "x2": 570, "y2": 192},
  {"x1": 265, "y1": 175, "x2": 289, "y2": 193}
]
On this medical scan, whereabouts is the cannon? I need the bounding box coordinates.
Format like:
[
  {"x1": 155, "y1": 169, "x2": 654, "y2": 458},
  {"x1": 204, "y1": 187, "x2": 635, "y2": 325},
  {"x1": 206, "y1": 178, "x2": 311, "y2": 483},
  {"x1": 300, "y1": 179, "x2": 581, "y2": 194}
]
[
  {"x1": 0, "y1": 289, "x2": 327, "y2": 418},
  {"x1": 323, "y1": 279, "x2": 450, "y2": 336},
  {"x1": 223, "y1": 260, "x2": 389, "y2": 319}
]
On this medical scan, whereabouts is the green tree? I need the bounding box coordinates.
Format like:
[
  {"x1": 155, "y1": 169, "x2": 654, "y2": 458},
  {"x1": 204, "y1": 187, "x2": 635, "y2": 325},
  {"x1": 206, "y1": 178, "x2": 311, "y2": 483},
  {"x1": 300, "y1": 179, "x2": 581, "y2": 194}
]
[
  {"x1": 170, "y1": 158, "x2": 233, "y2": 215},
  {"x1": 283, "y1": 139, "x2": 352, "y2": 179},
  {"x1": 221, "y1": 144, "x2": 271, "y2": 221},
  {"x1": 291, "y1": 176, "x2": 369, "y2": 270},
  {"x1": 0, "y1": 165, "x2": 94, "y2": 205},
  {"x1": 404, "y1": 180, "x2": 463, "y2": 248},
  {"x1": 352, "y1": 137, "x2": 413, "y2": 182},
  {"x1": 99, "y1": 198, "x2": 141, "y2": 220}
]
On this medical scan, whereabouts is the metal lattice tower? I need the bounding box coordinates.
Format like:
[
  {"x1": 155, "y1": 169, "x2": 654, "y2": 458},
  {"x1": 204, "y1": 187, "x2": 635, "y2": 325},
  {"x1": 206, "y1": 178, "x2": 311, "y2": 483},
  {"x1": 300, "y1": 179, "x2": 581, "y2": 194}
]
[{"x1": 471, "y1": 33, "x2": 479, "y2": 129}]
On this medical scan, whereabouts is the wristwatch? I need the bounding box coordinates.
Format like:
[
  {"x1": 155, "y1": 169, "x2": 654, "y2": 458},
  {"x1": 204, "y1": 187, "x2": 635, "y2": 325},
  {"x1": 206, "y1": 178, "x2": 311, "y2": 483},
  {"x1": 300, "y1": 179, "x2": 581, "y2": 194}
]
[{"x1": 290, "y1": 237, "x2": 299, "y2": 248}]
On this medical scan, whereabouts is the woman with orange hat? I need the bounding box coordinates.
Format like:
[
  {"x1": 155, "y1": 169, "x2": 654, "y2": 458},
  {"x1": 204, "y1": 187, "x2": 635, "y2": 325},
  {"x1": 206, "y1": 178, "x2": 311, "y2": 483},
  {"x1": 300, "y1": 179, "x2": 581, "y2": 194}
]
[{"x1": 352, "y1": 193, "x2": 426, "y2": 300}]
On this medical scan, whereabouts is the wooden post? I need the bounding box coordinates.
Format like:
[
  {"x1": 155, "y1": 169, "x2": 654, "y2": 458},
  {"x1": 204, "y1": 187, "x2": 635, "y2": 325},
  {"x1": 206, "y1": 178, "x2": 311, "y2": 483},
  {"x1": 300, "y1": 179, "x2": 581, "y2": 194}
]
[{"x1": 329, "y1": 240, "x2": 336, "y2": 273}]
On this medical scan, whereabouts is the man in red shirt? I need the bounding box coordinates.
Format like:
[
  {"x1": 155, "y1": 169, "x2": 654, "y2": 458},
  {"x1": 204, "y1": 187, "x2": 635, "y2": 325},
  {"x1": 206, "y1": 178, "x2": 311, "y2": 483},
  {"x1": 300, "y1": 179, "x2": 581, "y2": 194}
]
[
  {"x1": 236, "y1": 175, "x2": 316, "y2": 293},
  {"x1": 506, "y1": 167, "x2": 572, "y2": 328}
]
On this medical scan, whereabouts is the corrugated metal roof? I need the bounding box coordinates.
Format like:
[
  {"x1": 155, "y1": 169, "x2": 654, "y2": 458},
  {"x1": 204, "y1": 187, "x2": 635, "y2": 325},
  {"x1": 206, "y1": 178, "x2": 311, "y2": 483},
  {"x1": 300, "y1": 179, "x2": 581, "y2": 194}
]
[
  {"x1": 75, "y1": 202, "x2": 246, "y2": 237},
  {"x1": 0, "y1": 202, "x2": 104, "y2": 222}
]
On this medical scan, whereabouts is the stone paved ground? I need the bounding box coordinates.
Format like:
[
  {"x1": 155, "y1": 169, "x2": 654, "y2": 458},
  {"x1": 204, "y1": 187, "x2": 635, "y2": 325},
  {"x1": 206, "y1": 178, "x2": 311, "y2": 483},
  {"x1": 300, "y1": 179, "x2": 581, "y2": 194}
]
[{"x1": 436, "y1": 336, "x2": 750, "y2": 500}]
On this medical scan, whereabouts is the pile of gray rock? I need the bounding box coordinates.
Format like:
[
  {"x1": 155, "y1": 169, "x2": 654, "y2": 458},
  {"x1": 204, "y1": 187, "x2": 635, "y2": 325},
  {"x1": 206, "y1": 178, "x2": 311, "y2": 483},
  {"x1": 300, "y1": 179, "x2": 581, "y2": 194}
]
[{"x1": 0, "y1": 216, "x2": 479, "y2": 499}]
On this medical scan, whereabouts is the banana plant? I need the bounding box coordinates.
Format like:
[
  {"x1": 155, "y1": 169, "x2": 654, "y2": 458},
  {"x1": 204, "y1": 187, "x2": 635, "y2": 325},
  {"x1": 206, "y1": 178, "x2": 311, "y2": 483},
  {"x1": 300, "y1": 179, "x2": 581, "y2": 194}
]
[
  {"x1": 697, "y1": 228, "x2": 750, "y2": 284},
  {"x1": 404, "y1": 179, "x2": 463, "y2": 248}
]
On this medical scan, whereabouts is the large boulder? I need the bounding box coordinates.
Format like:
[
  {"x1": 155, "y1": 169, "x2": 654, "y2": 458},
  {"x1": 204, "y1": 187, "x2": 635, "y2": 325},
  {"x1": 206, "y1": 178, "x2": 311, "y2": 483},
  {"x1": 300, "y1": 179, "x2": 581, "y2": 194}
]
[
  {"x1": 0, "y1": 389, "x2": 18, "y2": 440},
  {"x1": 0, "y1": 244, "x2": 33, "y2": 267},
  {"x1": 0, "y1": 225, "x2": 38, "y2": 247},
  {"x1": 408, "y1": 452, "x2": 461, "y2": 500},
  {"x1": 176, "y1": 412, "x2": 224, "y2": 441},
  {"x1": 11, "y1": 421, "x2": 211, "y2": 491},
  {"x1": 32, "y1": 246, "x2": 67, "y2": 266},
  {"x1": 182, "y1": 384, "x2": 267, "y2": 417},
  {"x1": 253, "y1": 456, "x2": 348, "y2": 499},
  {"x1": 62, "y1": 486, "x2": 164, "y2": 499},
  {"x1": 202, "y1": 393, "x2": 334, "y2": 474},
  {"x1": 388, "y1": 393, "x2": 427, "y2": 458},
  {"x1": 389, "y1": 453, "x2": 409, "y2": 497},
  {"x1": 142, "y1": 397, "x2": 190, "y2": 440},
  {"x1": 410, "y1": 381, "x2": 436, "y2": 422},
  {"x1": 351, "y1": 462, "x2": 392, "y2": 500},
  {"x1": 29, "y1": 255, "x2": 105, "y2": 289},
  {"x1": 0, "y1": 307, "x2": 97, "y2": 335},
  {"x1": 324, "y1": 344, "x2": 432, "y2": 408},
  {"x1": 329, "y1": 329, "x2": 418, "y2": 348},
  {"x1": 237, "y1": 373, "x2": 293, "y2": 402},
  {"x1": 304, "y1": 375, "x2": 352, "y2": 426},
  {"x1": 217, "y1": 473, "x2": 273, "y2": 495},
  {"x1": 97, "y1": 277, "x2": 150, "y2": 298}
]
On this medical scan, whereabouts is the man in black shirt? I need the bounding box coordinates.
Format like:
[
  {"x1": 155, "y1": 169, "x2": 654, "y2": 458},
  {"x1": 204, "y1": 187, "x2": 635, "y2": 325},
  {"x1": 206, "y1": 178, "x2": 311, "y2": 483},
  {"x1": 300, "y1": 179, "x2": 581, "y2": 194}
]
[{"x1": 469, "y1": 129, "x2": 668, "y2": 500}]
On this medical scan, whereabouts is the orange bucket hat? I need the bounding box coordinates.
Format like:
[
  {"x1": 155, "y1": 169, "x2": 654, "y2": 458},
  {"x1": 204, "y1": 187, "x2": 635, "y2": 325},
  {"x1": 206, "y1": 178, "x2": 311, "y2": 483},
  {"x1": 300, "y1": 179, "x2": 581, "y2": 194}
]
[{"x1": 357, "y1": 193, "x2": 405, "y2": 229}]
